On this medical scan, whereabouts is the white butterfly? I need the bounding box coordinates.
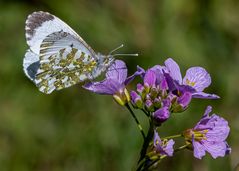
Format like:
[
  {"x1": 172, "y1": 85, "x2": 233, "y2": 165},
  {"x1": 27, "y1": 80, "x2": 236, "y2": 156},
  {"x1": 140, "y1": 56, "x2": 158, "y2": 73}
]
[{"x1": 23, "y1": 11, "x2": 137, "y2": 94}]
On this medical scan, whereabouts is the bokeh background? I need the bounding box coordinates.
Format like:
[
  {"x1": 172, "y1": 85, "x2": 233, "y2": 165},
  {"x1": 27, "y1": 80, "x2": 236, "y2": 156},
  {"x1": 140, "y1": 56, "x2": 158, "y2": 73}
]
[{"x1": 0, "y1": 0, "x2": 239, "y2": 170}]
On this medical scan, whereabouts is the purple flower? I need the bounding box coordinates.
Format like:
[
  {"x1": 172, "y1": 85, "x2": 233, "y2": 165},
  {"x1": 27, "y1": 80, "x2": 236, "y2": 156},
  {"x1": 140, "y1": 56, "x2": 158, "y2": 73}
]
[
  {"x1": 145, "y1": 99, "x2": 154, "y2": 111},
  {"x1": 144, "y1": 70, "x2": 157, "y2": 88},
  {"x1": 164, "y1": 58, "x2": 219, "y2": 99},
  {"x1": 154, "y1": 131, "x2": 175, "y2": 156},
  {"x1": 183, "y1": 106, "x2": 231, "y2": 159},
  {"x1": 153, "y1": 107, "x2": 170, "y2": 124},
  {"x1": 83, "y1": 60, "x2": 130, "y2": 105},
  {"x1": 130, "y1": 91, "x2": 143, "y2": 108},
  {"x1": 172, "y1": 91, "x2": 192, "y2": 112},
  {"x1": 177, "y1": 92, "x2": 192, "y2": 108},
  {"x1": 137, "y1": 83, "x2": 144, "y2": 94}
]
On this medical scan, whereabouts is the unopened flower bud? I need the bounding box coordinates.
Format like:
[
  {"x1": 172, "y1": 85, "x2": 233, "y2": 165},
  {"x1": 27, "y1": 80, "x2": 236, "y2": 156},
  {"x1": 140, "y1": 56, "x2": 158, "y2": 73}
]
[
  {"x1": 144, "y1": 84, "x2": 150, "y2": 94},
  {"x1": 150, "y1": 87, "x2": 158, "y2": 99},
  {"x1": 137, "y1": 83, "x2": 147, "y2": 100},
  {"x1": 145, "y1": 99, "x2": 154, "y2": 112},
  {"x1": 137, "y1": 83, "x2": 144, "y2": 94},
  {"x1": 159, "y1": 77, "x2": 168, "y2": 90},
  {"x1": 153, "y1": 97, "x2": 162, "y2": 108},
  {"x1": 168, "y1": 93, "x2": 177, "y2": 104},
  {"x1": 113, "y1": 88, "x2": 130, "y2": 106},
  {"x1": 144, "y1": 70, "x2": 156, "y2": 93},
  {"x1": 124, "y1": 88, "x2": 130, "y2": 102},
  {"x1": 153, "y1": 107, "x2": 170, "y2": 125},
  {"x1": 162, "y1": 98, "x2": 171, "y2": 108},
  {"x1": 172, "y1": 92, "x2": 192, "y2": 113},
  {"x1": 130, "y1": 91, "x2": 143, "y2": 109},
  {"x1": 146, "y1": 94, "x2": 151, "y2": 100}
]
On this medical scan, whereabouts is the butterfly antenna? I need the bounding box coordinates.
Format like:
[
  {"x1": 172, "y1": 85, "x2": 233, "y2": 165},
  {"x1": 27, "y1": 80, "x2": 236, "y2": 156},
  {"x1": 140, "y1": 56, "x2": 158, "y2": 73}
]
[
  {"x1": 109, "y1": 44, "x2": 124, "y2": 55},
  {"x1": 112, "y1": 53, "x2": 139, "y2": 57}
]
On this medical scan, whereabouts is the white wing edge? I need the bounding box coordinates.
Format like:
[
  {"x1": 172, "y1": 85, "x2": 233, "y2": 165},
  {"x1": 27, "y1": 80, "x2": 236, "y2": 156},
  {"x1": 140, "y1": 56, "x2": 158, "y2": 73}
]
[
  {"x1": 23, "y1": 50, "x2": 40, "y2": 81},
  {"x1": 25, "y1": 11, "x2": 91, "y2": 54}
]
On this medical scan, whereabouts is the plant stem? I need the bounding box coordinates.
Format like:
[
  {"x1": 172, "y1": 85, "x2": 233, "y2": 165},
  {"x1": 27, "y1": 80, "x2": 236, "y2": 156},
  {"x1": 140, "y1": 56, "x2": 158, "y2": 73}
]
[
  {"x1": 162, "y1": 134, "x2": 182, "y2": 140},
  {"x1": 126, "y1": 103, "x2": 146, "y2": 139},
  {"x1": 174, "y1": 144, "x2": 189, "y2": 152},
  {"x1": 137, "y1": 118, "x2": 154, "y2": 170},
  {"x1": 141, "y1": 109, "x2": 150, "y2": 117},
  {"x1": 142, "y1": 155, "x2": 166, "y2": 170}
]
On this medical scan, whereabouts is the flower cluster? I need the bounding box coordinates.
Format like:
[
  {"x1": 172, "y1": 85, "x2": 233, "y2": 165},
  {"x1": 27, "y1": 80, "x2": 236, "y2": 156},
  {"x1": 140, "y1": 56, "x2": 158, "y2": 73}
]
[
  {"x1": 83, "y1": 58, "x2": 231, "y2": 171},
  {"x1": 130, "y1": 58, "x2": 219, "y2": 125}
]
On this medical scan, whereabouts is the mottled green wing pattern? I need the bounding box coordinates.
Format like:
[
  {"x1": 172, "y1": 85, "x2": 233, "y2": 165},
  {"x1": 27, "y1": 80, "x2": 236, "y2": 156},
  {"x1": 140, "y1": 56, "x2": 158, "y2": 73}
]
[{"x1": 35, "y1": 31, "x2": 97, "y2": 94}]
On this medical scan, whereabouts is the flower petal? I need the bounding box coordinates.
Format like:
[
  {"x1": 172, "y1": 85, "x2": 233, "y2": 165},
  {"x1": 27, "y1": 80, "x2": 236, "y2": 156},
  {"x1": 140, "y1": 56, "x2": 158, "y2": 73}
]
[
  {"x1": 144, "y1": 70, "x2": 156, "y2": 86},
  {"x1": 206, "y1": 114, "x2": 230, "y2": 142},
  {"x1": 130, "y1": 91, "x2": 142, "y2": 105},
  {"x1": 225, "y1": 142, "x2": 231, "y2": 155},
  {"x1": 150, "y1": 65, "x2": 165, "y2": 84},
  {"x1": 136, "y1": 65, "x2": 146, "y2": 77},
  {"x1": 125, "y1": 65, "x2": 145, "y2": 85},
  {"x1": 83, "y1": 79, "x2": 123, "y2": 95},
  {"x1": 183, "y1": 67, "x2": 211, "y2": 92},
  {"x1": 153, "y1": 107, "x2": 170, "y2": 123},
  {"x1": 159, "y1": 76, "x2": 168, "y2": 90},
  {"x1": 154, "y1": 131, "x2": 174, "y2": 157},
  {"x1": 194, "y1": 106, "x2": 213, "y2": 130},
  {"x1": 163, "y1": 139, "x2": 175, "y2": 156},
  {"x1": 192, "y1": 92, "x2": 220, "y2": 99},
  {"x1": 163, "y1": 73, "x2": 177, "y2": 91},
  {"x1": 154, "y1": 131, "x2": 162, "y2": 147},
  {"x1": 106, "y1": 60, "x2": 127, "y2": 84},
  {"x1": 193, "y1": 139, "x2": 206, "y2": 159},
  {"x1": 164, "y1": 58, "x2": 183, "y2": 84},
  {"x1": 203, "y1": 141, "x2": 228, "y2": 159},
  {"x1": 204, "y1": 106, "x2": 212, "y2": 117},
  {"x1": 177, "y1": 91, "x2": 192, "y2": 107}
]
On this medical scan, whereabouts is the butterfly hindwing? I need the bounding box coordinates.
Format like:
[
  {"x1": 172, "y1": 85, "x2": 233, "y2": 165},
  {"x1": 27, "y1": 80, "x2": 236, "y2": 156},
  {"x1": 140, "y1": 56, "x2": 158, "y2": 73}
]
[
  {"x1": 34, "y1": 31, "x2": 98, "y2": 94},
  {"x1": 23, "y1": 50, "x2": 40, "y2": 81}
]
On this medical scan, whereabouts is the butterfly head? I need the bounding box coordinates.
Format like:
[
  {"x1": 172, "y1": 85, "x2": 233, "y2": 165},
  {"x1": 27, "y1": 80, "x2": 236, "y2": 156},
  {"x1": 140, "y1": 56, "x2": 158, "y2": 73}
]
[
  {"x1": 94, "y1": 44, "x2": 138, "y2": 77},
  {"x1": 97, "y1": 53, "x2": 115, "y2": 68}
]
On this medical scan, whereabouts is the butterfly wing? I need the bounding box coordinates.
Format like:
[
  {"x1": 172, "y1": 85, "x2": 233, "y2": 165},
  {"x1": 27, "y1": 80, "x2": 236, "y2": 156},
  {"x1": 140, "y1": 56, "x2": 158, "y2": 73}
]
[
  {"x1": 23, "y1": 50, "x2": 40, "y2": 81},
  {"x1": 25, "y1": 11, "x2": 95, "y2": 55},
  {"x1": 23, "y1": 11, "x2": 101, "y2": 94},
  {"x1": 35, "y1": 31, "x2": 98, "y2": 94}
]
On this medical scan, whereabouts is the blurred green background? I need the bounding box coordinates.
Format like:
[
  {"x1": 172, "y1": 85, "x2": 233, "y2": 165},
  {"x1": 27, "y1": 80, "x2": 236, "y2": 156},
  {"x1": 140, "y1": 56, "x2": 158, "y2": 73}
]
[{"x1": 0, "y1": 0, "x2": 239, "y2": 170}]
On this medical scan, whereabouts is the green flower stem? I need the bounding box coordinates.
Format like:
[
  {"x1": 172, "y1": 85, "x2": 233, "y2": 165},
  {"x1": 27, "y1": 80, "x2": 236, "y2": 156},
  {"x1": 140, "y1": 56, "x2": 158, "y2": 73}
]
[
  {"x1": 162, "y1": 134, "x2": 182, "y2": 140},
  {"x1": 141, "y1": 109, "x2": 150, "y2": 117},
  {"x1": 142, "y1": 155, "x2": 167, "y2": 170},
  {"x1": 136, "y1": 158, "x2": 146, "y2": 171},
  {"x1": 137, "y1": 118, "x2": 154, "y2": 170},
  {"x1": 126, "y1": 103, "x2": 146, "y2": 139},
  {"x1": 174, "y1": 144, "x2": 189, "y2": 152}
]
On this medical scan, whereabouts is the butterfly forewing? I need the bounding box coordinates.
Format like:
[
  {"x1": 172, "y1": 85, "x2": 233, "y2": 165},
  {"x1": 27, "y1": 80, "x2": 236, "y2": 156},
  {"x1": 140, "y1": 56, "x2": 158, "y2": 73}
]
[{"x1": 26, "y1": 11, "x2": 88, "y2": 54}]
